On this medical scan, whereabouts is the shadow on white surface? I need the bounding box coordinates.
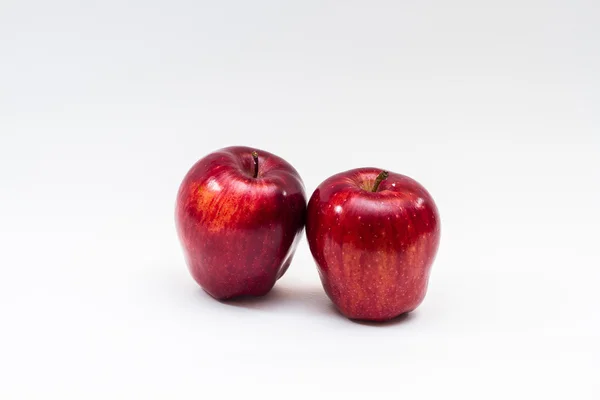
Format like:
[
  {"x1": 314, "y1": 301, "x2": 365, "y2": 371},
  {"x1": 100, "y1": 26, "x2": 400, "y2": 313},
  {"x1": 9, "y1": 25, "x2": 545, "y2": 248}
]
[
  {"x1": 350, "y1": 311, "x2": 416, "y2": 327},
  {"x1": 203, "y1": 284, "x2": 334, "y2": 317}
]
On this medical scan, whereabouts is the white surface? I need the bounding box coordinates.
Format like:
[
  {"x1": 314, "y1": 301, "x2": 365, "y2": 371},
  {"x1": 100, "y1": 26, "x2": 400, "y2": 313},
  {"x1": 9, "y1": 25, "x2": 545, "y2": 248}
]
[{"x1": 1, "y1": 1, "x2": 599, "y2": 398}]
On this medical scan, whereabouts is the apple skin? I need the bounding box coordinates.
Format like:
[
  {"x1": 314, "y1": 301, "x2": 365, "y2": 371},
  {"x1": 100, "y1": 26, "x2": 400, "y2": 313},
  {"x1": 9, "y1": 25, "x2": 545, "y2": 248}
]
[
  {"x1": 306, "y1": 168, "x2": 440, "y2": 321},
  {"x1": 175, "y1": 146, "x2": 306, "y2": 300}
]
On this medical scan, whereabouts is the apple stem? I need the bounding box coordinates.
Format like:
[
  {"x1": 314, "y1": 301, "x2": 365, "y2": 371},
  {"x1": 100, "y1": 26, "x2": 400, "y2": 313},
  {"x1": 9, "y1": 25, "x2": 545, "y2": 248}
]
[
  {"x1": 372, "y1": 170, "x2": 389, "y2": 192},
  {"x1": 252, "y1": 151, "x2": 259, "y2": 178}
]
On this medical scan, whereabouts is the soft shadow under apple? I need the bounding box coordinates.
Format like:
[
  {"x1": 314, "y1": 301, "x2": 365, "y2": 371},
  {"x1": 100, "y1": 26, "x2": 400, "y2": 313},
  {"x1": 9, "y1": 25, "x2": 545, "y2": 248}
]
[
  {"x1": 349, "y1": 311, "x2": 416, "y2": 327},
  {"x1": 199, "y1": 283, "x2": 337, "y2": 318}
]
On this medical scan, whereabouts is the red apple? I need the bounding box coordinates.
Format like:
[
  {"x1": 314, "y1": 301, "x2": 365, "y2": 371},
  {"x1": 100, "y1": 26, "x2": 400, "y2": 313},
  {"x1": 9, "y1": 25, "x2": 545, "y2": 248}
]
[
  {"x1": 175, "y1": 146, "x2": 306, "y2": 300},
  {"x1": 306, "y1": 168, "x2": 440, "y2": 321}
]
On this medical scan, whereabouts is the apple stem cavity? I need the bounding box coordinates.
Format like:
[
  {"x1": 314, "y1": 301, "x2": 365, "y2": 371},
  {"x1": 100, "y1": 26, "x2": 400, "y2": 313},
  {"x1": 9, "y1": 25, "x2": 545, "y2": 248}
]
[
  {"x1": 372, "y1": 170, "x2": 389, "y2": 192},
  {"x1": 252, "y1": 151, "x2": 259, "y2": 178}
]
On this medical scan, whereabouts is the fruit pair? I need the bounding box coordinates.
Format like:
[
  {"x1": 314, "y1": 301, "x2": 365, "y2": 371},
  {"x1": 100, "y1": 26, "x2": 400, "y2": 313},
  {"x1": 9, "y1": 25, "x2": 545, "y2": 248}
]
[{"x1": 176, "y1": 146, "x2": 440, "y2": 322}]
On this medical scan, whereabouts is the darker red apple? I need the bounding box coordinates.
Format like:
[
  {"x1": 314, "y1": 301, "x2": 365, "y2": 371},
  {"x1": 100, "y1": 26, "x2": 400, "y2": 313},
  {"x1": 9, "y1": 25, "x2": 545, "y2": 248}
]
[
  {"x1": 306, "y1": 168, "x2": 440, "y2": 321},
  {"x1": 176, "y1": 146, "x2": 306, "y2": 300}
]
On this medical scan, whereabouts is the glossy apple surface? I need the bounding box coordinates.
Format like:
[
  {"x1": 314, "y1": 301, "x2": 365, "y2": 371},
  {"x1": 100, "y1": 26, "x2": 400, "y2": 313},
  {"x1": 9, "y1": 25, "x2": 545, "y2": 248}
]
[
  {"x1": 306, "y1": 168, "x2": 440, "y2": 321},
  {"x1": 176, "y1": 146, "x2": 306, "y2": 300}
]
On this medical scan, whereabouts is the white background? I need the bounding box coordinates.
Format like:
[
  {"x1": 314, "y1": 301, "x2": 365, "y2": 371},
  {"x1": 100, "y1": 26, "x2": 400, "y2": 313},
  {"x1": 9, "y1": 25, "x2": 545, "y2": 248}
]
[{"x1": 1, "y1": 1, "x2": 599, "y2": 398}]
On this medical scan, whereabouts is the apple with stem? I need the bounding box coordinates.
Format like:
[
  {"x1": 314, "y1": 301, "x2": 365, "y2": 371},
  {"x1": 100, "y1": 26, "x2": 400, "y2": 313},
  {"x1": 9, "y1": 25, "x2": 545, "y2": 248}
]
[
  {"x1": 306, "y1": 168, "x2": 440, "y2": 321},
  {"x1": 176, "y1": 146, "x2": 306, "y2": 300}
]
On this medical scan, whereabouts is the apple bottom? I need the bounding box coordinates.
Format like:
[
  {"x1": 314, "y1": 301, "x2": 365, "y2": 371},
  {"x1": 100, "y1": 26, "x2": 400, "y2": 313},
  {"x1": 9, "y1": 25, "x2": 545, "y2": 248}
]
[
  {"x1": 318, "y1": 266, "x2": 430, "y2": 322},
  {"x1": 195, "y1": 274, "x2": 275, "y2": 300},
  {"x1": 325, "y1": 286, "x2": 426, "y2": 322},
  {"x1": 186, "y1": 250, "x2": 296, "y2": 301}
]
